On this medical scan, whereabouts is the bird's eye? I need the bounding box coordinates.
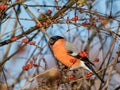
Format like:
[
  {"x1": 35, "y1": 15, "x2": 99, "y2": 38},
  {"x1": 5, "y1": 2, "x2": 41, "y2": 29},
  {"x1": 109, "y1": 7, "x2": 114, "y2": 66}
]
[
  {"x1": 49, "y1": 38, "x2": 55, "y2": 45},
  {"x1": 50, "y1": 38, "x2": 54, "y2": 42}
]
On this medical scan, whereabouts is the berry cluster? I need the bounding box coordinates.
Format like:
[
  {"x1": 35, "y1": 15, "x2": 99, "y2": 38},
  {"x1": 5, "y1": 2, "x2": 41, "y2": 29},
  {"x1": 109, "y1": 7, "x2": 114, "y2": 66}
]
[
  {"x1": 79, "y1": 51, "x2": 88, "y2": 57},
  {"x1": 67, "y1": 75, "x2": 77, "y2": 80},
  {"x1": 71, "y1": 16, "x2": 78, "y2": 21},
  {"x1": 29, "y1": 41, "x2": 36, "y2": 45},
  {"x1": 11, "y1": 37, "x2": 36, "y2": 45},
  {"x1": 0, "y1": 5, "x2": 8, "y2": 10},
  {"x1": 22, "y1": 38, "x2": 28, "y2": 43},
  {"x1": 11, "y1": 37, "x2": 18, "y2": 41},
  {"x1": 47, "y1": 9, "x2": 52, "y2": 14},
  {"x1": 82, "y1": 22, "x2": 87, "y2": 27},
  {"x1": 85, "y1": 72, "x2": 93, "y2": 78},
  {"x1": 36, "y1": 22, "x2": 49, "y2": 28},
  {"x1": 22, "y1": 60, "x2": 33, "y2": 71},
  {"x1": 56, "y1": 6, "x2": 60, "y2": 10},
  {"x1": 36, "y1": 22, "x2": 42, "y2": 27},
  {"x1": 94, "y1": 57, "x2": 99, "y2": 62}
]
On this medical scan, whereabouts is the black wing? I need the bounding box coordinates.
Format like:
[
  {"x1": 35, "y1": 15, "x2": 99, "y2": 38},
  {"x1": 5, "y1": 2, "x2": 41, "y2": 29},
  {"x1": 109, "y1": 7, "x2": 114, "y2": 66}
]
[
  {"x1": 74, "y1": 55, "x2": 95, "y2": 66},
  {"x1": 84, "y1": 59, "x2": 104, "y2": 83},
  {"x1": 73, "y1": 55, "x2": 104, "y2": 83}
]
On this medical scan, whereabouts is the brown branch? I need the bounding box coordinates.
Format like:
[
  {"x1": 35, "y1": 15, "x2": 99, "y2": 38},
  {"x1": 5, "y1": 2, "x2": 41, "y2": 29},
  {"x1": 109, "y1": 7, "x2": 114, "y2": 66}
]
[{"x1": 0, "y1": 29, "x2": 39, "y2": 67}]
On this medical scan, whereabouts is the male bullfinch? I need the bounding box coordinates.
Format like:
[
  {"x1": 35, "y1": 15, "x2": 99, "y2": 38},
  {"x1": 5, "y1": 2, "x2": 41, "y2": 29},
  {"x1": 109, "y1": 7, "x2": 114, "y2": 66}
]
[{"x1": 49, "y1": 36, "x2": 104, "y2": 83}]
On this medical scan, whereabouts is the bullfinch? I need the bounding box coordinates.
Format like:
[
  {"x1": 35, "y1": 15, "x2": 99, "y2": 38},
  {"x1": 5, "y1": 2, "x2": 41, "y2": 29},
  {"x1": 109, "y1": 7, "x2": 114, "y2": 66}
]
[{"x1": 49, "y1": 36, "x2": 104, "y2": 83}]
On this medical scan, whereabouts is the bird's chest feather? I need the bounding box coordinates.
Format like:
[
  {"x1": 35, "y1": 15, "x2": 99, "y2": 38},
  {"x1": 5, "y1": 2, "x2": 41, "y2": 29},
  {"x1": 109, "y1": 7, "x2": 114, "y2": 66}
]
[{"x1": 52, "y1": 39, "x2": 80, "y2": 68}]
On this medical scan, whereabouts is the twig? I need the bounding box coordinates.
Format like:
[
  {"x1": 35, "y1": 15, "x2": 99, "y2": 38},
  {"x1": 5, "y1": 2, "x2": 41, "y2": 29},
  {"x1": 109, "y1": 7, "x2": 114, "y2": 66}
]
[{"x1": 20, "y1": 67, "x2": 58, "y2": 90}]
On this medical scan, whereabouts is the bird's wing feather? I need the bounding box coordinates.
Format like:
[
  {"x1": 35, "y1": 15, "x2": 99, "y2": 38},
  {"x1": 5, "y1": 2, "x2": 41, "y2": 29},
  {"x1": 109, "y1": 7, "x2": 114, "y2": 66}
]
[
  {"x1": 81, "y1": 57, "x2": 95, "y2": 66},
  {"x1": 65, "y1": 41, "x2": 94, "y2": 66},
  {"x1": 84, "y1": 60, "x2": 104, "y2": 83},
  {"x1": 64, "y1": 40, "x2": 104, "y2": 83},
  {"x1": 65, "y1": 41, "x2": 79, "y2": 56}
]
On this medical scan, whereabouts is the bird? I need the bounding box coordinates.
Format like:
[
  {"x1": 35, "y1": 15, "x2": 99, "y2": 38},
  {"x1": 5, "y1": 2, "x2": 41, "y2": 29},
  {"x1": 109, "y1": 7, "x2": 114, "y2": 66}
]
[{"x1": 48, "y1": 35, "x2": 104, "y2": 83}]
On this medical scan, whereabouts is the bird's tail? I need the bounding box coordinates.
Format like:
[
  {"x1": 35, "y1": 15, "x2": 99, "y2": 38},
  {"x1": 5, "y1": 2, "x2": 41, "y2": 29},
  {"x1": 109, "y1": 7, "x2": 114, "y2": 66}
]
[{"x1": 84, "y1": 62, "x2": 104, "y2": 83}]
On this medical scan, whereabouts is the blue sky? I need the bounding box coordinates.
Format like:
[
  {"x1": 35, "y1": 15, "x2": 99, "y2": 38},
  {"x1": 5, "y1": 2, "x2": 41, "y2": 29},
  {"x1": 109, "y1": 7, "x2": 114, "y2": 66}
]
[{"x1": 0, "y1": 0, "x2": 120, "y2": 89}]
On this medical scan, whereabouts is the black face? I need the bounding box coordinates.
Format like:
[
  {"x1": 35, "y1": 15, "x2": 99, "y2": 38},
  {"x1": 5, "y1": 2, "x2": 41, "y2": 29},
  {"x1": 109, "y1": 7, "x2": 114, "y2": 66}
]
[{"x1": 49, "y1": 36, "x2": 63, "y2": 45}]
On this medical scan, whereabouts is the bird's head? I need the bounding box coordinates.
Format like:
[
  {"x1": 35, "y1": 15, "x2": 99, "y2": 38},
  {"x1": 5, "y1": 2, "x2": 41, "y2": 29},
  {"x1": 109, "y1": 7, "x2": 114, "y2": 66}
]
[{"x1": 49, "y1": 36, "x2": 64, "y2": 45}]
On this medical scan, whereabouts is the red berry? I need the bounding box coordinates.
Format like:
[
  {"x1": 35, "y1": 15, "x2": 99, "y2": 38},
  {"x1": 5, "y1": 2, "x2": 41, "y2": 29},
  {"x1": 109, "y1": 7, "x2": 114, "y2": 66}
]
[
  {"x1": 56, "y1": 6, "x2": 60, "y2": 10},
  {"x1": 29, "y1": 41, "x2": 36, "y2": 45},
  {"x1": 94, "y1": 57, "x2": 99, "y2": 62},
  {"x1": 22, "y1": 61, "x2": 33, "y2": 71},
  {"x1": 79, "y1": 51, "x2": 88, "y2": 57},
  {"x1": 28, "y1": 63, "x2": 32, "y2": 68},
  {"x1": 33, "y1": 64, "x2": 39, "y2": 67},
  {"x1": 68, "y1": 75, "x2": 74, "y2": 79},
  {"x1": 25, "y1": 66, "x2": 29, "y2": 70},
  {"x1": 22, "y1": 66, "x2": 29, "y2": 71},
  {"x1": 22, "y1": 38, "x2": 28, "y2": 43},
  {"x1": 36, "y1": 22, "x2": 42, "y2": 27},
  {"x1": 0, "y1": 5, "x2": 8, "y2": 10},
  {"x1": 42, "y1": 22, "x2": 48, "y2": 27},
  {"x1": 11, "y1": 37, "x2": 18, "y2": 41},
  {"x1": 67, "y1": 75, "x2": 77, "y2": 80},
  {"x1": 71, "y1": 16, "x2": 78, "y2": 21},
  {"x1": 0, "y1": 5, "x2": 4, "y2": 10},
  {"x1": 82, "y1": 22, "x2": 87, "y2": 27},
  {"x1": 30, "y1": 60, "x2": 33, "y2": 65},
  {"x1": 26, "y1": 64, "x2": 31, "y2": 69},
  {"x1": 71, "y1": 17, "x2": 75, "y2": 21},
  {"x1": 47, "y1": 9, "x2": 52, "y2": 14},
  {"x1": 85, "y1": 72, "x2": 93, "y2": 78},
  {"x1": 4, "y1": 5, "x2": 8, "y2": 9},
  {"x1": 74, "y1": 16, "x2": 78, "y2": 20}
]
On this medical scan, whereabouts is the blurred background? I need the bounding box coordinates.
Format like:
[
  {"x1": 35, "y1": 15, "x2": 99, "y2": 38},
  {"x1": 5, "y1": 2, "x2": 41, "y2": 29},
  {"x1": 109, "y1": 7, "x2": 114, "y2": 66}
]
[{"x1": 0, "y1": 0, "x2": 120, "y2": 90}]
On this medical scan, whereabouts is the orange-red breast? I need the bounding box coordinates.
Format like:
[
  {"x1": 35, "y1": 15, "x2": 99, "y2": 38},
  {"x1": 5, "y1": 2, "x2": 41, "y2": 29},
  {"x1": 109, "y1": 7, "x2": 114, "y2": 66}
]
[{"x1": 49, "y1": 36, "x2": 104, "y2": 83}]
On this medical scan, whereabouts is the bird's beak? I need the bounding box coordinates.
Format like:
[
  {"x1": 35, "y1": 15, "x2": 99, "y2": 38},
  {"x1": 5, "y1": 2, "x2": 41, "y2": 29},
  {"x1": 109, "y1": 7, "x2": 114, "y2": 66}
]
[
  {"x1": 48, "y1": 41, "x2": 50, "y2": 45},
  {"x1": 48, "y1": 41, "x2": 52, "y2": 45},
  {"x1": 48, "y1": 40, "x2": 54, "y2": 45}
]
